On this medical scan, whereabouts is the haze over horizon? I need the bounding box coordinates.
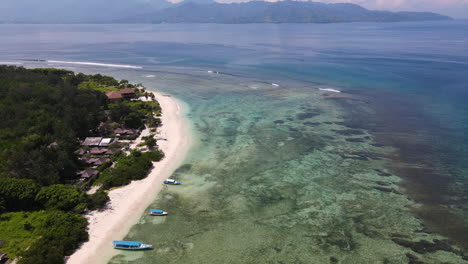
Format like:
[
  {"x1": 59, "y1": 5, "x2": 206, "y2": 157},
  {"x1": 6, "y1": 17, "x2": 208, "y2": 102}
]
[
  {"x1": 175, "y1": 0, "x2": 468, "y2": 18},
  {"x1": 0, "y1": 0, "x2": 467, "y2": 19}
]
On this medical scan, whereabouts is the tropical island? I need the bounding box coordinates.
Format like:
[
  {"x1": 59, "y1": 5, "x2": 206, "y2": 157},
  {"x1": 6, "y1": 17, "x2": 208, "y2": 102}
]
[
  {"x1": 0, "y1": 0, "x2": 452, "y2": 24},
  {"x1": 120, "y1": 1, "x2": 452, "y2": 24},
  {"x1": 0, "y1": 66, "x2": 189, "y2": 264}
]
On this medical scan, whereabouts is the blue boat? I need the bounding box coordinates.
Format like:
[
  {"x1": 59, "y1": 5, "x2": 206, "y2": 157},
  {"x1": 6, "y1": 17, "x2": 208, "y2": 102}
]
[
  {"x1": 149, "y1": 209, "x2": 168, "y2": 216},
  {"x1": 112, "y1": 240, "x2": 152, "y2": 250},
  {"x1": 164, "y1": 179, "x2": 181, "y2": 185}
]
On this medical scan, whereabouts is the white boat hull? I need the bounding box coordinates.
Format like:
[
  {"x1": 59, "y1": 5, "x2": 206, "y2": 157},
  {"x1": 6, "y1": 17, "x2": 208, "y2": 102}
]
[
  {"x1": 149, "y1": 212, "x2": 168, "y2": 216},
  {"x1": 114, "y1": 244, "x2": 153, "y2": 250}
]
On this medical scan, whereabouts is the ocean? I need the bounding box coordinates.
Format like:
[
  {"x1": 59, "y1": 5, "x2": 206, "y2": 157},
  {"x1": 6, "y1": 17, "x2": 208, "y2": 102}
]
[{"x1": 1, "y1": 21, "x2": 467, "y2": 263}]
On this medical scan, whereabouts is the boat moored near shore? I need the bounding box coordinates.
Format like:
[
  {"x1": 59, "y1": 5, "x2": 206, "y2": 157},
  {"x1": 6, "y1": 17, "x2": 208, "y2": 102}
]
[
  {"x1": 112, "y1": 241, "x2": 153, "y2": 250},
  {"x1": 149, "y1": 209, "x2": 168, "y2": 216},
  {"x1": 164, "y1": 179, "x2": 181, "y2": 185}
]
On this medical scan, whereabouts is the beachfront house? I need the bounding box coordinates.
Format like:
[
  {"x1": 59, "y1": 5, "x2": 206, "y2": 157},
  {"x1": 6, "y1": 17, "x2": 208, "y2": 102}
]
[
  {"x1": 89, "y1": 147, "x2": 108, "y2": 155},
  {"x1": 82, "y1": 137, "x2": 103, "y2": 147},
  {"x1": 105, "y1": 89, "x2": 135, "y2": 103},
  {"x1": 105, "y1": 91, "x2": 123, "y2": 103},
  {"x1": 114, "y1": 128, "x2": 138, "y2": 137},
  {"x1": 77, "y1": 169, "x2": 99, "y2": 180},
  {"x1": 119, "y1": 88, "x2": 136, "y2": 99},
  {"x1": 105, "y1": 148, "x2": 117, "y2": 155},
  {"x1": 81, "y1": 137, "x2": 114, "y2": 148},
  {"x1": 80, "y1": 157, "x2": 111, "y2": 167},
  {"x1": 99, "y1": 138, "x2": 114, "y2": 147}
]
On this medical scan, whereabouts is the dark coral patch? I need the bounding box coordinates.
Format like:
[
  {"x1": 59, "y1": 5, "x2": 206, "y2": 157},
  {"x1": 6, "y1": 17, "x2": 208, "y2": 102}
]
[
  {"x1": 392, "y1": 238, "x2": 462, "y2": 255},
  {"x1": 296, "y1": 110, "x2": 321, "y2": 120},
  {"x1": 303, "y1": 122, "x2": 321, "y2": 126},
  {"x1": 333, "y1": 129, "x2": 366, "y2": 136},
  {"x1": 345, "y1": 138, "x2": 367, "y2": 143}
]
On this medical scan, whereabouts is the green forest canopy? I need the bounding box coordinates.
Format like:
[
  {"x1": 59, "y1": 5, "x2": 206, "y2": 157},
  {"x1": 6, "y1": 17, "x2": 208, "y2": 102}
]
[
  {"x1": 0, "y1": 66, "x2": 163, "y2": 263},
  {"x1": 0, "y1": 66, "x2": 108, "y2": 185}
]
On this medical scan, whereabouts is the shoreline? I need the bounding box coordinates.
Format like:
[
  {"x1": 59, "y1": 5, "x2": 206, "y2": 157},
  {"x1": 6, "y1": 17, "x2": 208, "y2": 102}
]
[{"x1": 67, "y1": 91, "x2": 192, "y2": 264}]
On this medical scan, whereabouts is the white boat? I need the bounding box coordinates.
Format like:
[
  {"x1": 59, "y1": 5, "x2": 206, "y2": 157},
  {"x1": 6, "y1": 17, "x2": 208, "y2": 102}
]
[
  {"x1": 112, "y1": 240, "x2": 152, "y2": 250},
  {"x1": 164, "y1": 179, "x2": 181, "y2": 185},
  {"x1": 319, "y1": 88, "x2": 341, "y2": 93},
  {"x1": 149, "y1": 209, "x2": 168, "y2": 216}
]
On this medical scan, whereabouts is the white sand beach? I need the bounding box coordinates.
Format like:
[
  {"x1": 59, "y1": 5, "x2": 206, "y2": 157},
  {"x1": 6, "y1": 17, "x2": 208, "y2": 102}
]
[{"x1": 67, "y1": 91, "x2": 192, "y2": 264}]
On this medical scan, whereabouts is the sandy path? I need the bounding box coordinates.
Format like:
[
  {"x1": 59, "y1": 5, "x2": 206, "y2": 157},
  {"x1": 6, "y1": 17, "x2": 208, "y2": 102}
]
[{"x1": 67, "y1": 91, "x2": 192, "y2": 264}]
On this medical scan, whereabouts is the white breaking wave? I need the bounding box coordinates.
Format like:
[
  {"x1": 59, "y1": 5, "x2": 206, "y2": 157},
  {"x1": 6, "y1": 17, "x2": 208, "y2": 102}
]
[
  {"x1": 144, "y1": 75, "x2": 156, "y2": 78},
  {"x1": 0, "y1": 62, "x2": 23, "y2": 65},
  {"x1": 271, "y1": 83, "x2": 280, "y2": 87},
  {"x1": 319, "y1": 88, "x2": 341, "y2": 93},
  {"x1": 47, "y1": 60, "x2": 143, "y2": 69}
]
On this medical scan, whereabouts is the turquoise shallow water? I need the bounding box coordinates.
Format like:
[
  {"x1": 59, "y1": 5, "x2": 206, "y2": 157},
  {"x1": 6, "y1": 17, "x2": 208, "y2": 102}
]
[{"x1": 1, "y1": 21, "x2": 468, "y2": 263}]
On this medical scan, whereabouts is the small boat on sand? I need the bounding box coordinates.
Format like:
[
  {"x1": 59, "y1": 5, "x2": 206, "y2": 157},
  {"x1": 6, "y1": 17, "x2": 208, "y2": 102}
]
[
  {"x1": 149, "y1": 209, "x2": 168, "y2": 216},
  {"x1": 164, "y1": 179, "x2": 181, "y2": 185},
  {"x1": 112, "y1": 240, "x2": 152, "y2": 250}
]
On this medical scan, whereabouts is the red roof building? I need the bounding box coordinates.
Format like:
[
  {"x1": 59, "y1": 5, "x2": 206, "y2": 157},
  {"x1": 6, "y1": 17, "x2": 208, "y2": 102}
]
[
  {"x1": 120, "y1": 88, "x2": 135, "y2": 96},
  {"x1": 105, "y1": 91, "x2": 123, "y2": 103},
  {"x1": 105, "y1": 89, "x2": 135, "y2": 103},
  {"x1": 82, "y1": 157, "x2": 111, "y2": 166},
  {"x1": 89, "y1": 147, "x2": 109, "y2": 155},
  {"x1": 78, "y1": 169, "x2": 99, "y2": 180},
  {"x1": 81, "y1": 137, "x2": 103, "y2": 146},
  {"x1": 114, "y1": 128, "x2": 138, "y2": 136}
]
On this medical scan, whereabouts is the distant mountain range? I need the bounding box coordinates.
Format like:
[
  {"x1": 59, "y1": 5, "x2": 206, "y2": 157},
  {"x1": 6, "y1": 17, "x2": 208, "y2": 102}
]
[
  {"x1": 124, "y1": 1, "x2": 452, "y2": 24},
  {"x1": 0, "y1": 0, "x2": 452, "y2": 24}
]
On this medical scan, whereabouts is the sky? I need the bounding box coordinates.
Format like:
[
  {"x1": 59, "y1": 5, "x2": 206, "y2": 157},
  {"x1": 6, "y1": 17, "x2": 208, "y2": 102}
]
[{"x1": 207, "y1": 0, "x2": 468, "y2": 18}]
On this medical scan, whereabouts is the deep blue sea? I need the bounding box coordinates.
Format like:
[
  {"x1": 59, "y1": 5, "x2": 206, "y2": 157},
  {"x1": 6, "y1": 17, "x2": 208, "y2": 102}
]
[{"x1": 1, "y1": 21, "x2": 467, "y2": 263}]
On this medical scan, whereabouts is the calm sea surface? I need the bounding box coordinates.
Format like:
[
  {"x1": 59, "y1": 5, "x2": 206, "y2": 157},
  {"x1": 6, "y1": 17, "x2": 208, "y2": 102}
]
[{"x1": 1, "y1": 21, "x2": 467, "y2": 263}]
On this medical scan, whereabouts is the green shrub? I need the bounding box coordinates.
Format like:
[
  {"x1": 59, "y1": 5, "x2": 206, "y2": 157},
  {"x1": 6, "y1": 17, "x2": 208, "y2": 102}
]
[
  {"x1": 98, "y1": 150, "x2": 164, "y2": 189},
  {"x1": 142, "y1": 136, "x2": 157, "y2": 149},
  {"x1": 20, "y1": 211, "x2": 88, "y2": 264},
  {"x1": 35, "y1": 185, "x2": 87, "y2": 212},
  {"x1": 148, "y1": 116, "x2": 162, "y2": 127},
  {"x1": 87, "y1": 190, "x2": 110, "y2": 210},
  {"x1": 0, "y1": 210, "x2": 88, "y2": 262},
  {"x1": 123, "y1": 112, "x2": 144, "y2": 129},
  {"x1": 0, "y1": 178, "x2": 40, "y2": 211},
  {"x1": 97, "y1": 161, "x2": 113, "y2": 172}
]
